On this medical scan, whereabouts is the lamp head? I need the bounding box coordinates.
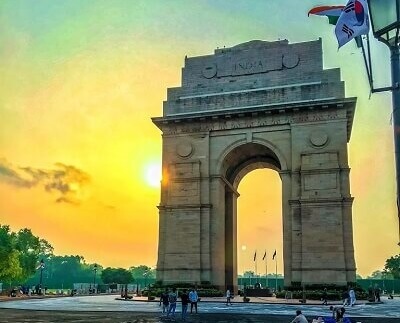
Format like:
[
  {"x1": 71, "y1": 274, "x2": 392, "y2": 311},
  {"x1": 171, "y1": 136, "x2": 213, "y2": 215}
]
[{"x1": 368, "y1": 0, "x2": 400, "y2": 47}]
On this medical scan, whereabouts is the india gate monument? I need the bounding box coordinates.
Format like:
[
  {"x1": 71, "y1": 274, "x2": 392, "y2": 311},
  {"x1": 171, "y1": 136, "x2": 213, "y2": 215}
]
[{"x1": 152, "y1": 39, "x2": 357, "y2": 291}]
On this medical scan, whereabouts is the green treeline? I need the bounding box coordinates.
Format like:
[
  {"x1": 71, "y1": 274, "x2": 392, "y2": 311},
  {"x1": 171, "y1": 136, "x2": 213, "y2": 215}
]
[
  {"x1": 2, "y1": 224, "x2": 400, "y2": 290},
  {"x1": 0, "y1": 225, "x2": 155, "y2": 289}
]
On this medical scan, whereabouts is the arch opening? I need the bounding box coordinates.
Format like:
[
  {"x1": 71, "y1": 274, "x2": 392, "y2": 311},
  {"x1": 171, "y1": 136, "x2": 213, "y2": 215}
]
[
  {"x1": 222, "y1": 142, "x2": 284, "y2": 291},
  {"x1": 237, "y1": 169, "x2": 283, "y2": 290}
]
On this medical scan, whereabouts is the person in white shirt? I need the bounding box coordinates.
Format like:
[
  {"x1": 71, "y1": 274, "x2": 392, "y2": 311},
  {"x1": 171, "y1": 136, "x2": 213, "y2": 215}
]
[
  {"x1": 188, "y1": 288, "x2": 199, "y2": 313},
  {"x1": 349, "y1": 287, "x2": 356, "y2": 306},
  {"x1": 226, "y1": 289, "x2": 232, "y2": 305},
  {"x1": 290, "y1": 310, "x2": 308, "y2": 323}
]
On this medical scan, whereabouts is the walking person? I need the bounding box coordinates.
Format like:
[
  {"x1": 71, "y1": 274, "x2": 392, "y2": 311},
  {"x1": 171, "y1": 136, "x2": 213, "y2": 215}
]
[
  {"x1": 159, "y1": 288, "x2": 169, "y2": 316},
  {"x1": 321, "y1": 288, "x2": 328, "y2": 305},
  {"x1": 189, "y1": 288, "x2": 199, "y2": 314},
  {"x1": 374, "y1": 284, "x2": 381, "y2": 302},
  {"x1": 180, "y1": 289, "x2": 189, "y2": 321},
  {"x1": 349, "y1": 287, "x2": 356, "y2": 306},
  {"x1": 368, "y1": 285, "x2": 374, "y2": 302},
  {"x1": 166, "y1": 287, "x2": 177, "y2": 319},
  {"x1": 226, "y1": 288, "x2": 232, "y2": 305}
]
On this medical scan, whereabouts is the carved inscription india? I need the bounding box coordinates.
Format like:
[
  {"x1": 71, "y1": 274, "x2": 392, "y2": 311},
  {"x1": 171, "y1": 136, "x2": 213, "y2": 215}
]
[{"x1": 202, "y1": 52, "x2": 299, "y2": 79}]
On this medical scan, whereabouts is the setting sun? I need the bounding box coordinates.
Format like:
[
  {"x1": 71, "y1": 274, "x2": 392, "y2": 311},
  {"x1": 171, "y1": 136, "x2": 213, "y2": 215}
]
[{"x1": 144, "y1": 163, "x2": 162, "y2": 188}]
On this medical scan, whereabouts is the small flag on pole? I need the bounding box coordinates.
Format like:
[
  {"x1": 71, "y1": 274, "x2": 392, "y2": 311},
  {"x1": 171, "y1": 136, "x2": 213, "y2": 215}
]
[
  {"x1": 335, "y1": 0, "x2": 370, "y2": 48},
  {"x1": 253, "y1": 250, "x2": 257, "y2": 262},
  {"x1": 262, "y1": 250, "x2": 266, "y2": 260},
  {"x1": 308, "y1": 5, "x2": 344, "y2": 25},
  {"x1": 272, "y1": 250, "x2": 277, "y2": 260}
]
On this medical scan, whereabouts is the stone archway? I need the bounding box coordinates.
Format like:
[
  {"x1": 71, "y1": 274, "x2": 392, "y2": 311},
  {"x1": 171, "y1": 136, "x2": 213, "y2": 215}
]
[
  {"x1": 220, "y1": 142, "x2": 284, "y2": 291},
  {"x1": 152, "y1": 39, "x2": 357, "y2": 291}
]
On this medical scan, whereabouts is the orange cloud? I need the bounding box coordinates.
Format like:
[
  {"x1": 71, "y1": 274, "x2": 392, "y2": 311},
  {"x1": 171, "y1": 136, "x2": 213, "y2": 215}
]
[{"x1": 0, "y1": 159, "x2": 90, "y2": 204}]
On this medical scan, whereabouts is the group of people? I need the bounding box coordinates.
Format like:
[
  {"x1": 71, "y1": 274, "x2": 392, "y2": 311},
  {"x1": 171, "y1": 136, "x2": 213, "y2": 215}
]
[
  {"x1": 159, "y1": 288, "x2": 199, "y2": 321},
  {"x1": 291, "y1": 306, "x2": 349, "y2": 323},
  {"x1": 341, "y1": 288, "x2": 356, "y2": 306},
  {"x1": 321, "y1": 287, "x2": 356, "y2": 307},
  {"x1": 8, "y1": 285, "x2": 47, "y2": 297},
  {"x1": 368, "y1": 284, "x2": 381, "y2": 302}
]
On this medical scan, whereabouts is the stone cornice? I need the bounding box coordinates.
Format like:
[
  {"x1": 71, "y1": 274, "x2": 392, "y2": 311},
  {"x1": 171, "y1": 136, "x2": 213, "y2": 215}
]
[
  {"x1": 288, "y1": 197, "x2": 354, "y2": 206},
  {"x1": 158, "y1": 204, "x2": 212, "y2": 210},
  {"x1": 152, "y1": 97, "x2": 356, "y2": 141},
  {"x1": 292, "y1": 267, "x2": 357, "y2": 271}
]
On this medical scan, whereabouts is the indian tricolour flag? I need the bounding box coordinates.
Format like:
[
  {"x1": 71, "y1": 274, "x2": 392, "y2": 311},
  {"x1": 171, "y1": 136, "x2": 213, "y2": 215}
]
[{"x1": 308, "y1": 5, "x2": 345, "y2": 25}]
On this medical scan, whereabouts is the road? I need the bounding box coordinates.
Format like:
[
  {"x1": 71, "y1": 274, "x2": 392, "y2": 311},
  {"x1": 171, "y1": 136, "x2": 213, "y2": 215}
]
[{"x1": 0, "y1": 295, "x2": 399, "y2": 322}]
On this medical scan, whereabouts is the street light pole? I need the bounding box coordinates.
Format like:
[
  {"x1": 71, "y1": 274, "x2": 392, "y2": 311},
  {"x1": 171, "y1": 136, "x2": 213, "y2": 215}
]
[
  {"x1": 143, "y1": 271, "x2": 148, "y2": 288},
  {"x1": 391, "y1": 46, "x2": 400, "y2": 241},
  {"x1": 93, "y1": 264, "x2": 98, "y2": 293},
  {"x1": 367, "y1": 0, "x2": 400, "y2": 243},
  {"x1": 39, "y1": 259, "x2": 45, "y2": 295}
]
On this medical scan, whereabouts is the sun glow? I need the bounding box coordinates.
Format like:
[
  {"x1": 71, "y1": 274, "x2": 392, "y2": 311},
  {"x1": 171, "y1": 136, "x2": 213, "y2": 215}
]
[{"x1": 144, "y1": 163, "x2": 162, "y2": 188}]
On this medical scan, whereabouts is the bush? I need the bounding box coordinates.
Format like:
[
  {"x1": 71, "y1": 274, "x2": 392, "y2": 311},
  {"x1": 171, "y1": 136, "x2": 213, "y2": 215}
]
[
  {"x1": 276, "y1": 283, "x2": 369, "y2": 300},
  {"x1": 141, "y1": 286, "x2": 223, "y2": 298},
  {"x1": 197, "y1": 288, "x2": 223, "y2": 297}
]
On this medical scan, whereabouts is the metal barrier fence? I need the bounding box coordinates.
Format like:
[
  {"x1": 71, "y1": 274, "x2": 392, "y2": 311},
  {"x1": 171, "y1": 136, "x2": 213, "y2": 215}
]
[{"x1": 237, "y1": 278, "x2": 400, "y2": 293}]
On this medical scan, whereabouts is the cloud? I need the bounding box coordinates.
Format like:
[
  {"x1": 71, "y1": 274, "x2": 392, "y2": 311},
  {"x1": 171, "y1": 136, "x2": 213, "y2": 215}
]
[
  {"x1": 0, "y1": 159, "x2": 90, "y2": 204},
  {"x1": 55, "y1": 197, "x2": 80, "y2": 205},
  {"x1": 0, "y1": 159, "x2": 36, "y2": 188}
]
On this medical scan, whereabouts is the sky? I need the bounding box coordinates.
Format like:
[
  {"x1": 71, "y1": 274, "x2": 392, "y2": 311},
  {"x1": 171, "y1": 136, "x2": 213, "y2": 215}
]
[{"x1": 0, "y1": 0, "x2": 398, "y2": 278}]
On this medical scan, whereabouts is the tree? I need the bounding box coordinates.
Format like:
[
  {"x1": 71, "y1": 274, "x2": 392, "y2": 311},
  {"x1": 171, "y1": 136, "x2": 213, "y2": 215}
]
[
  {"x1": 129, "y1": 265, "x2": 155, "y2": 280},
  {"x1": 0, "y1": 226, "x2": 21, "y2": 282},
  {"x1": 0, "y1": 250, "x2": 23, "y2": 283},
  {"x1": 384, "y1": 254, "x2": 400, "y2": 279},
  {"x1": 0, "y1": 225, "x2": 53, "y2": 284},
  {"x1": 101, "y1": 268, "x2": 133, "y2": 285},
  {"x1": 242, "y1": 271, "x2": 255, "y2": 277},
  {"x1": 15, "y1": 228, "x2": 54, "y2": 282},
  {"x1": 367, "y1": 270, "x2": 384, "y2": 279},
  {"x1": 24, "y1": 255, "x2": 102, "y2": 289}
]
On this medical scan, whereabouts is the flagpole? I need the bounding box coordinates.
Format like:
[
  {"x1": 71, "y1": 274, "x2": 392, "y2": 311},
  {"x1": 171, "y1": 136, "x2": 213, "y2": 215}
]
[
  {"x1": 255, "y1": 252, "x2": 258, "y2": 284},
  {"x1": 255, "y1": 261, "x2": 257, "y2": 284},
  {"x1": 366, "y1": 34, "x2": 374, "y2": 91},
  {"x1": 359, "y1": 35, "x2": 373, "y2": 92},
  {"x1": 275, "y1": 256, "x2": 278, "y2": 292}
]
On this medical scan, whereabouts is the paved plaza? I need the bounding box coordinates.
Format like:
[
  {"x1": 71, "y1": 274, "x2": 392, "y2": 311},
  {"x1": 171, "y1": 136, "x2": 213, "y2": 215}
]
[{"x1": 0, "y1": 295, "x2": 400, "y2": 322}]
